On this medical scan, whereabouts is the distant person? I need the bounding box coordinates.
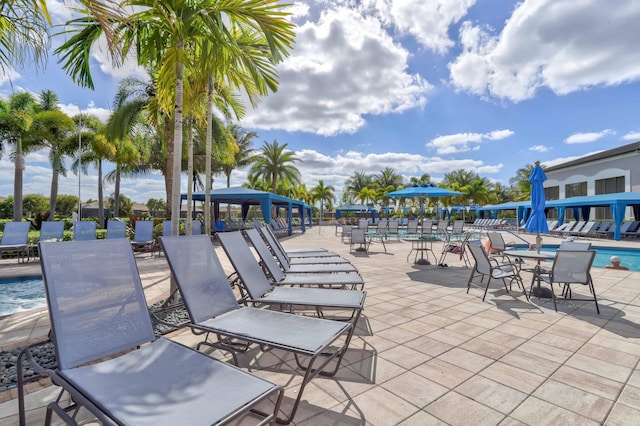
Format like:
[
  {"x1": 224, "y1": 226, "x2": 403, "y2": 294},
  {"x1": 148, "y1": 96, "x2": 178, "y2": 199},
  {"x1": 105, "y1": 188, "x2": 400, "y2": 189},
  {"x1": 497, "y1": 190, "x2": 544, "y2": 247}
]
[{"x1": 605, "y1": 256, "x2": 629, "y2": 270}]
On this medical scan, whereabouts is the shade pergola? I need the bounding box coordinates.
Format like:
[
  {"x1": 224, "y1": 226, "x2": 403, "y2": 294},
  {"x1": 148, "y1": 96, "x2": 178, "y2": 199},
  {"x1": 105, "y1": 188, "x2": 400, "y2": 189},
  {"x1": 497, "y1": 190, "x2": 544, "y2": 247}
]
[
  {"x1": 335, "y1": 205, "x2": 377, "y2": 221},
  {"x1": 181, "y1": 187, "x2": 311, "y2": 236},
  {"x1": 477, "y1": 192, "x2": 640, "y2": 240}
]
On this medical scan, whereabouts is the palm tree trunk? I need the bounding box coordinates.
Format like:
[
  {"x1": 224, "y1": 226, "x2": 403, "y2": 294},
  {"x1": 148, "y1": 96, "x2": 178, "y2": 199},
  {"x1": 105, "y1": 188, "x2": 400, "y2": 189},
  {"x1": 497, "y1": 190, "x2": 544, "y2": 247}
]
[
  {"x1": 49, "y1": 168, "x2": 59, "y2": 220},
  {"x1": 170, "y1": 48, "x2": 184, "y2": 237},
  {"x1": 97, "y1": 160, "x2": 104, "y2": 227},
  {"x1": 164, "y1": 114, "x2": 173, "y2": 218},
  {"x1": 186, "y1": 119, "x2": 194, "y2": 235},
  {"x1": 204, "y1": 77, "x2": 214, "y2": 236},
  {"x1": 114, "y1": 167, "x2": 121, "y2": 218},
  {"x1": 13, "y1": 139, "x2": 24, "y2": 221}
]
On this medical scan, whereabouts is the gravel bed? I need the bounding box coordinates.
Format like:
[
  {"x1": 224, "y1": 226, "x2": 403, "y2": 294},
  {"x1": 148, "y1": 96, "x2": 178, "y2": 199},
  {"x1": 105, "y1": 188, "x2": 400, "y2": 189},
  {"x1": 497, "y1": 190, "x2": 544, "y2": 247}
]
[{"x1": 0, "y1": 301, "x2": 189, "y2": 393}]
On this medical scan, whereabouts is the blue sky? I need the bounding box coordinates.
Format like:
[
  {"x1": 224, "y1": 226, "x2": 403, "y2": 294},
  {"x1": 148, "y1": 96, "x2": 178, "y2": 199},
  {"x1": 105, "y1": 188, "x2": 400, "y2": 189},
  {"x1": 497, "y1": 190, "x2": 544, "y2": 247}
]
[{"x1": 2, "y1": 0, "x2": 640, "y2": 205}]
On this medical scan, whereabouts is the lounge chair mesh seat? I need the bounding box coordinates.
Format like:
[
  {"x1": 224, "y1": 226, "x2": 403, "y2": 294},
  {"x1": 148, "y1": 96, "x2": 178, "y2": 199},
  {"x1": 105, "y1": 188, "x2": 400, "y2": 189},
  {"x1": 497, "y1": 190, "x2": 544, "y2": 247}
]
[
  {"x1": 245, "y1": 229, "x2": 364, "y2": 290},
  {"x1": 0, "y1": 221, "x2": 31, "y2": 262},
  {"x1": 216, "y1": 231, "x2": 365, "y2": 319},
  {"x1": 160, "y1": 234, "x2": 354, "y2": 424},
  {"x1": 26, "y1": 238, "x2": 282, "y2": 425}
]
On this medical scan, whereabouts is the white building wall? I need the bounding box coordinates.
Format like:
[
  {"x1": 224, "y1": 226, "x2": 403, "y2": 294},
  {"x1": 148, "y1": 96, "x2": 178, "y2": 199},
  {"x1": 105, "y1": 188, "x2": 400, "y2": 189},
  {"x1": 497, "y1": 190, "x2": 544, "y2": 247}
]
[{"x1": 544, "y1": 152, "x2": 640, "y2": 220}]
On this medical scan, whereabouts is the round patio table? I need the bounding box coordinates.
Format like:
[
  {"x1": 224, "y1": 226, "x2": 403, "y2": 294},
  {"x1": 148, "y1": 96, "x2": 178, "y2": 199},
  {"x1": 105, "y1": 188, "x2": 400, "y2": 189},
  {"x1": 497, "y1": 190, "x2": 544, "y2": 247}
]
[{"x1": 503, "y1": 249, "x2": 557, "y2": 304}]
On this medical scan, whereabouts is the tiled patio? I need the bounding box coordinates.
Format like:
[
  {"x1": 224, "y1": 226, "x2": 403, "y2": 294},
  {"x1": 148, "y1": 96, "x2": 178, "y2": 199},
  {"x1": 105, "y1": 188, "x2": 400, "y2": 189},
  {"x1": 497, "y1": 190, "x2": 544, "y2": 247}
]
[{"x1": 1, "y1": 227, "x2": 639, "y2": 425}]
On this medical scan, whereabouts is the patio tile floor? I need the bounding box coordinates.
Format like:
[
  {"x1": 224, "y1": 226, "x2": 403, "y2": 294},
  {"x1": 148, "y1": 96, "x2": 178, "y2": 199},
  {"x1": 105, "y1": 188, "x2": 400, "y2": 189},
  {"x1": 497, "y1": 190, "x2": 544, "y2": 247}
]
[{"x1": 1, "y1": 226, "x2": 639, "y2": 425}]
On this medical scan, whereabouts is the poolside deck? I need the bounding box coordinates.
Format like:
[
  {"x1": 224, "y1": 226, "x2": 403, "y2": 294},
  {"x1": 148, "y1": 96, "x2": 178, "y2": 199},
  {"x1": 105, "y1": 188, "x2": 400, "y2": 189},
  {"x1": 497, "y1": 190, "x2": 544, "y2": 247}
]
[{"x1": 1, "y1": 228, "x2": 639, "y2": 425}]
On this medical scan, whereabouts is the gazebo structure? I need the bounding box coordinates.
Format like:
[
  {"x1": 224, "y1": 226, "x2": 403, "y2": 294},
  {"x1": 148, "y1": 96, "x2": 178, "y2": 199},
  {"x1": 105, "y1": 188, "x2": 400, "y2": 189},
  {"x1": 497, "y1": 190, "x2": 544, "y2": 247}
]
[
  {"x1": 477, "y1": 192, "x2": 640, "y2": 240},
  {"x1": 181, "y1": 187, "x2": 311, "y2": 236}
]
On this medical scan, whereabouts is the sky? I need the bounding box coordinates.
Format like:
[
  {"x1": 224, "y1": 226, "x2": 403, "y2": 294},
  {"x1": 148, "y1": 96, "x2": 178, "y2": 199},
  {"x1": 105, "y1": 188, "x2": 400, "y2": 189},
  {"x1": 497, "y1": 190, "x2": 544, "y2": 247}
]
[{"x1": 2, "y1": 0, "x2": 640, "y2": 206}]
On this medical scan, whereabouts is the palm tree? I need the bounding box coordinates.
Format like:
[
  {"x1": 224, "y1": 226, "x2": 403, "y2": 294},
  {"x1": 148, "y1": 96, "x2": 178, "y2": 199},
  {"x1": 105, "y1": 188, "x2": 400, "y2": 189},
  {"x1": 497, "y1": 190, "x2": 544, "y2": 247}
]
[
  {"x1": 0, "y1": 92, "x2": 38, "y2": 221},
  {"x1": 220, "y1": 124, "x2": 258, "y2": 187},
  {"x1": 57, "y1": 0, "x2": 295, "y2": 238},
  {"x1": 357, "y1": 187, "x2": 376, "y2": 206},
  {"x1": 312, "y1": 180, "x2": 335, "y2": 228},
  {"x1": 442, "y1": 169, "x2": 476, "y2": 188},
  {"x1": 375, "y1": 167, "x2": 403, "y2": 189},
  {"x1": 0, "y1": 0, "x2": 50, "y2": 72},
  {"x1": 345, "y1": 171, "x2": 373, "y2": 200},
  {"x1": 409, "y1": 173, "x2": 431, "y2": 186},
  {"x1": 29, "y1": 90, "x2": 77, "y2": 220},
  {"x1": 249, "y1": 140, "x2": 301, "y2": 194},
  {"x1": 71, "y1": 114, "x2": 115, "y2": 227},
  {"x1": 510, "y1": 163, "x2": 536, "y2": 200}
]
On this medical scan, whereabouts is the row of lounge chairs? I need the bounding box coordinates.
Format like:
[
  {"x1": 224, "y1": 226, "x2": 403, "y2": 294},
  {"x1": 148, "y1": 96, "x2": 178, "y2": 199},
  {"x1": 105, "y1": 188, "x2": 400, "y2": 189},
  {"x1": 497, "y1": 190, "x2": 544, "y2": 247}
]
[
  {"x1": 549, "y1": 220, "x2": 640, "y2": 239},
  {"x1": 19, "y1": 222, "x2": 365, "y2": 425}
]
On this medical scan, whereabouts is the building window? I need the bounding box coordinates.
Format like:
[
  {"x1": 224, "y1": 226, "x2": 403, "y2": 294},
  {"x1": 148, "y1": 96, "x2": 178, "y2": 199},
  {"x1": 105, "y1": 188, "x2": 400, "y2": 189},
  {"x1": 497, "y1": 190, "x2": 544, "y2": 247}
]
[
  {"x1": 595, "y1": 176, "x2": 625, "y2": 195},
  {"x1": 595, "y1": 176, "x2": 625, "y2": 219},
  {"x1": 565, "y1": 182, "x2": 587, "y2": 198},
  {"x1": 544, "y1": 186, "x2": 559, "y2": 219},
  {"x1": 545, "y1": 186, "x2": 559, "y2": 201}
]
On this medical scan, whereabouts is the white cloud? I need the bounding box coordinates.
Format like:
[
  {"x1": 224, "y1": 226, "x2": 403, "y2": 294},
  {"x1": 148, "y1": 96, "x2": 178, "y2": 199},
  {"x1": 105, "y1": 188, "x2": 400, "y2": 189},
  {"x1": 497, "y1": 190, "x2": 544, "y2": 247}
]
[
  {"x1": 0, "y1": 68, "x2": 20, "y2": 87},
  {"x1": 622, "y1": 131, "x2": 640, "y2": 141},
  {"x1": 292, "y1": 148, "x2": 503, "y2": 195},
  {"x1": 530, "y1": 145, "x2": 549, "y2": 152},
  {"x1": 378, "y1": 0, "x2": 476, "y2": 54},
  {"x1": 241, "y1": 7, "x2": 431, "y2": 136},
  {"x1": 427, "y1": 129, "x2": 514, "y2": 154},
  {"x1": 565, "y1": 129, "x2": 615, "y2": 144},
  {"x1": 542, "y1": 150, "x2": 604, "y2": 168},
  {"x1": 449, "y1": 0, "x2": 640, "y2": 102}
]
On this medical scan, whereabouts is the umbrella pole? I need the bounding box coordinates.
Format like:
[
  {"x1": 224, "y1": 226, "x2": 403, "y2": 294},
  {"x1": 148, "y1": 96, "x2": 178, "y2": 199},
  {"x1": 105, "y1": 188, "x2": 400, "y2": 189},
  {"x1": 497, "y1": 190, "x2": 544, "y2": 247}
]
[{"x1": 536, "y1": 232, "x2": 542, "y2": 253}]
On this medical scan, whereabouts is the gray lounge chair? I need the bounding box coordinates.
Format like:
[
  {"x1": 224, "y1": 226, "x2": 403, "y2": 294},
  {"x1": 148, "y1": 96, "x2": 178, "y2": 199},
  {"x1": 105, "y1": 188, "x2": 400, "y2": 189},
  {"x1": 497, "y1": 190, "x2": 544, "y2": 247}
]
[
  {"x1": 105, "y1": 219, "x2": 126, "y2": 239},
  {"x1": 131, "y1": 220, "x2": 155, "y2": 252},
  {"x1": 29, "y1": 221, "x2": 65, "y2": 259},
  {"x1": 0, "y1": 221, "x2": 30, "y2": 263},
  {"x1": 261, "y1": 222, "x2": 329, "y2": 254},
  {"x1": 22, "y1": 238, "x2": 283, "y2": 425},
  {"x1": 160, "y1": 234, "x2": 354, "y2": 425},
  {"x1": 245, "y1": 229, "x2": 365, "y2": 290},
  {"x1": 73, "y1": 221, "x2": 96, "y2": 240},
  {"x1": 257, "y1": 227, "x2": 358, "y2": 273},
  {"x1": 39, "y1": 221, "x2": 65, "y2": 241},
  {"x1": 216, "y1": 231, "x2": 365, "y2": 322}
]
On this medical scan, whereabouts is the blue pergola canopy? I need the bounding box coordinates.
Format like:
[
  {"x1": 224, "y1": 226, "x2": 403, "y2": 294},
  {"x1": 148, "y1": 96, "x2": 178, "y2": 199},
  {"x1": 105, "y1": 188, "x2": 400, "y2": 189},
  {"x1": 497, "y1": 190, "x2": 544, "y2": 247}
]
[
  {"x1": 476, "y1": 192, "x2": 640, "y2": 240},
  {"x1": 335, "y1": 205, "x2": 377, "y2": 220},
  {"x1": 181, "y1": 187, "x2": 311, "y2": 235}
]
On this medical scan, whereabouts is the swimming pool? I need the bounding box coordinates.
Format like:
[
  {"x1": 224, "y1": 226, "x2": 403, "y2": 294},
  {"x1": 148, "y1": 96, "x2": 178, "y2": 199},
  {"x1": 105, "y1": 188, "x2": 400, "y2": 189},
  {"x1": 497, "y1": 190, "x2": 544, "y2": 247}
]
[
  {"x1": 515, "y1": 245, "x2": 640, "y2": 271},
  {"x1": 0, "y1": 276, "x2": 47, "y2": 317}
]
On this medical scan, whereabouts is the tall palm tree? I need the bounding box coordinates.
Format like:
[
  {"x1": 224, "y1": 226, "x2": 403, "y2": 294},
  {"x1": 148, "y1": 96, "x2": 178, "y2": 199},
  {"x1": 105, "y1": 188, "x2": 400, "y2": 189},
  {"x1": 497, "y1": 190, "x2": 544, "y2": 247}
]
[
  {"x1": 0, "y1": 92, "x2": 38, "y2": 221},
  {"x1": 312, "y1": 180, "x2": 335, "y2": 230},
  {"x1": 375, "y1": 167, "x2": 403, "y2": 189},
  {"x1": 29, "y1": 90, "x2": 77, "y2": 220},
  {"x1": 249, "y1": 140, "x2": 301, "y2": 194},
  {"x1": 57, "y1": 0, "x2": 295, "y2": 238}
]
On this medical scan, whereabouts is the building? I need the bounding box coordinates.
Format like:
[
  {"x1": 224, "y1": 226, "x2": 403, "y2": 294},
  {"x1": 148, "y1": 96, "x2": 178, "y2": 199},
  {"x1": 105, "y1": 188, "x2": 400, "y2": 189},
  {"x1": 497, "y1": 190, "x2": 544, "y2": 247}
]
[{"x1": 543, "y1": 141, "x2": 640, "y2": 220}]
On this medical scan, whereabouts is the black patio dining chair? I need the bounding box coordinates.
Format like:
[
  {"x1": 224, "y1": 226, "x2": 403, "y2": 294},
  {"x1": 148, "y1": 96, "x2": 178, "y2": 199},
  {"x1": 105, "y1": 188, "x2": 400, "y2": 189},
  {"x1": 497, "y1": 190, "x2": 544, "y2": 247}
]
[
  {"x1": 537, "y1": 249, "x2": 599, "y2": 314},
  {"x1": 466, "y1": 242, "x2": 529, "y2": 303}
]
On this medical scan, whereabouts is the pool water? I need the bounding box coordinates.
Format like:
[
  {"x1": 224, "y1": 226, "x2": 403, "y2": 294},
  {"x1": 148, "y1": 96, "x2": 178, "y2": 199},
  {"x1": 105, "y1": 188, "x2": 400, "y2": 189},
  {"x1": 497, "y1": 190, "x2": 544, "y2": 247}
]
[
  {"x1": 0, "y1": 276, "x2": 47, "y2": 317},
  {"x1": 517, "y1": 245, "x2": 640, "y2": 271}
]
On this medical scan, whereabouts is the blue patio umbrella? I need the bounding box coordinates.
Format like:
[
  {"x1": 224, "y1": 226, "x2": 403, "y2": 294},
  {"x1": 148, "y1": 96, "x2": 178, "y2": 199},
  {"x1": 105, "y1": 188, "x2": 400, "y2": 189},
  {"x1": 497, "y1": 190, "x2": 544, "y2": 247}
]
[
  {"x1": 524, "y1": 162, "x2": 548, "y2": 249},
  {"x1": 385, "y1": 184, "x2": 462, "y2": 222}
]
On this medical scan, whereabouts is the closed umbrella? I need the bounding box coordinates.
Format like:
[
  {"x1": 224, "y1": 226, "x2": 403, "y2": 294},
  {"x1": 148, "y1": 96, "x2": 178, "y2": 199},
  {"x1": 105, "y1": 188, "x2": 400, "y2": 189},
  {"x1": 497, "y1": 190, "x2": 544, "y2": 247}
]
[{"x1": 524, "y1": 161, "x2": 548, "y2": 252}]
